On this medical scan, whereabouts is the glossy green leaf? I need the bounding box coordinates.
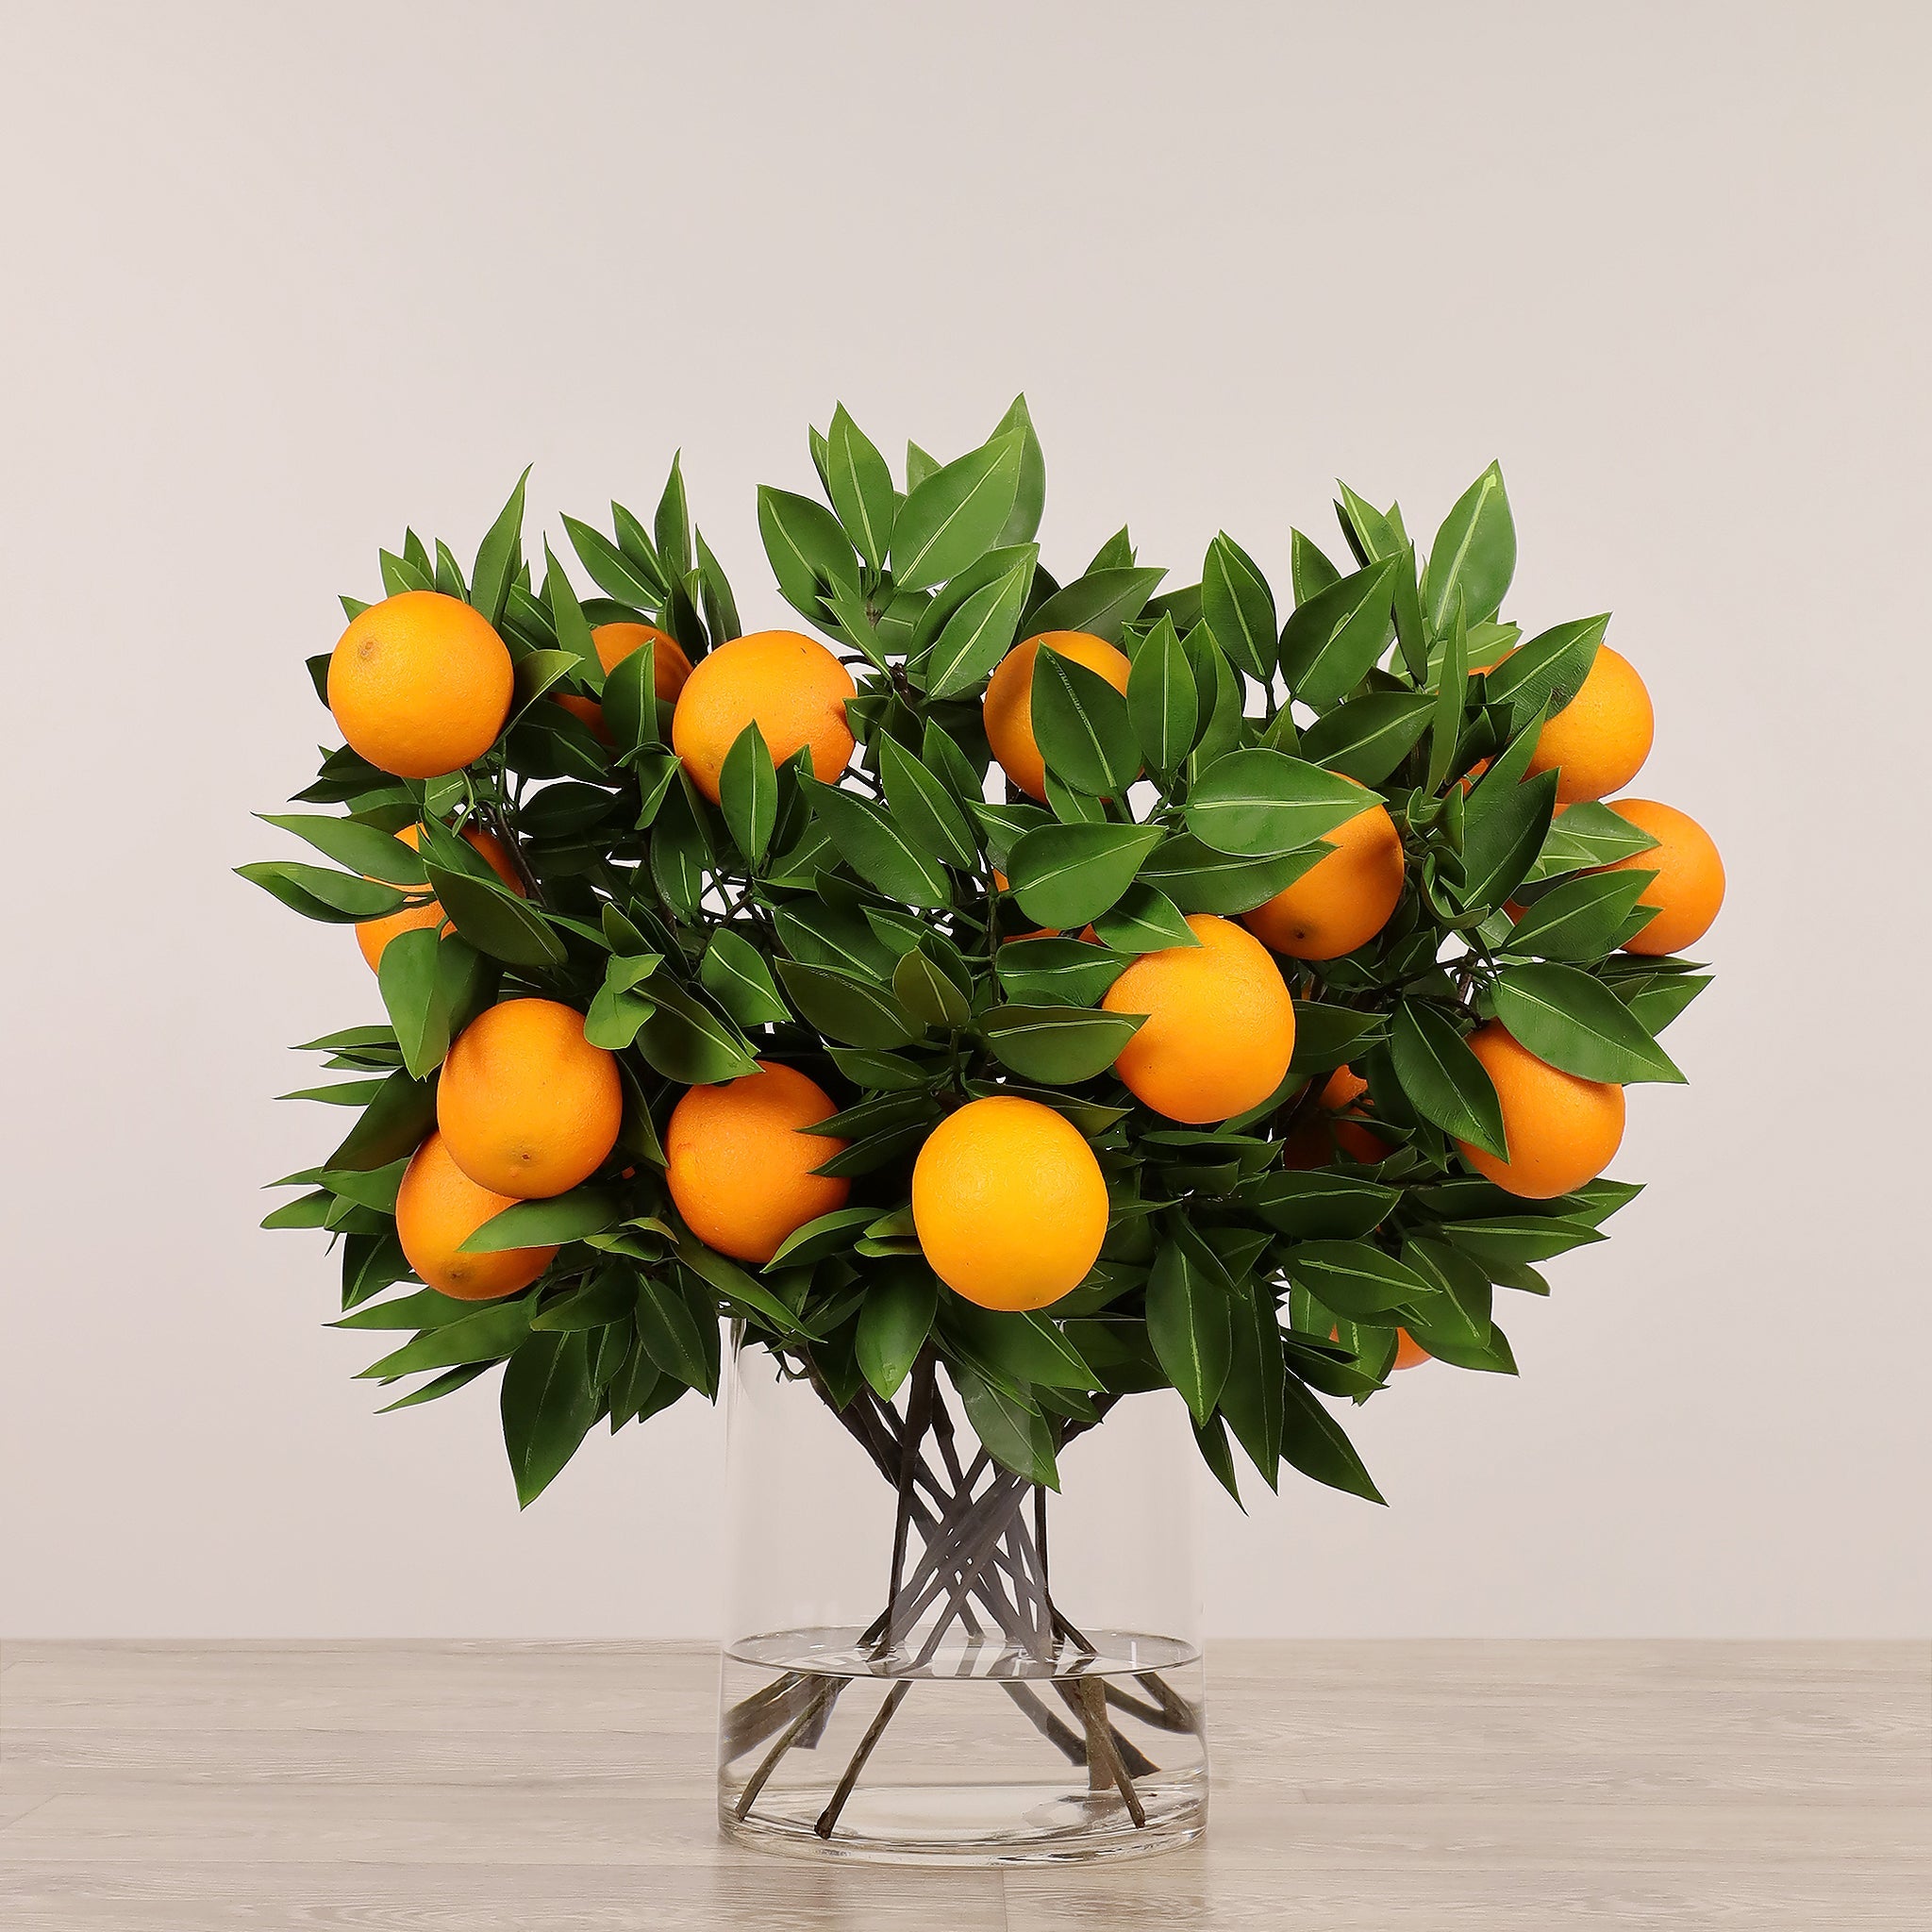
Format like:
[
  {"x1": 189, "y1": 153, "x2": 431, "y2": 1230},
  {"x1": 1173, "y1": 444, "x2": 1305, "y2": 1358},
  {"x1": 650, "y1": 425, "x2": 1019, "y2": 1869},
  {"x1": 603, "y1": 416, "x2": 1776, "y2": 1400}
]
[
  {"x1": 1220, "y1": 1277, "x2": 1286, "y2": 1486},
  {"x1": 1004, "y1": 822, "x2": 1164, "y2": 928},
  {"x1": 1291, "y1": 528, "x2": 1342, "y2": 604},
  {"x1": 877, "y1": 733, "x2": 977, "y2": 869},
  {"x1": 1457, "y1": 768, "x2": 1559, "y2": 914},
  {"x1": 1503, "y1": 870, "x2": 1657, "y2": 960},
  {"x1": 857, "y1": 1266, "x2": 939, "y2": 1400},
  {"x1": 758, "y1": 485, "x2": 858, "y2": 618},
  {"x1": 1299, "y1": 691, "x2": 1435, "y2": 786},
  {"x1": 1146, "y1": 1240, "x2": 1232, "y2": 1424},
  {"x1": 463, "y1": 1189, "x2": 620, "y2": 1254},
  {"x1": 956, "y1": 1366, "x2": 1058, "y2": 1490},
  {"x1": 891, "y1": 432, "x2": 1024, "y2": 591},
  {"x1": 1125, "y1": 612, "x2": 1198, "y2": 775},
  {"x1": 238, "y1": 861, "x2": 408, "y2": 924},
  {"x1": 1421, "y1": 462, "x2": 1514, "y2": 634},
  {"x1": 424, "y1": 863, "x2": 566, "y2": 968},
  {"x1": 1242, "y1": 1171, "x2": 1398, "y2": 1239},
  {"x1": 1141, "y1": 836, "x2": 1328, "y2": 916},
  {"x1": 258, "y1": 814, "x2": 428, "y2": 887},
  {"x1": 1200, "y1": 533, "x2": 1276, "y2": 682},
  {"x1": 1390, "y1": 1002, "x2": 1507, "y2": 1157},
  {"x1": 774, "y1": 960, "x2": 921, "y2": 1048},
  {"x1": 995, "y1": 936, "x2": 1130, "y2": 1007},
  {"x1": 1524, "y1": 801, "x2": 1660, "y2": 883},
  {"x1": 922, "y1": 560, "x2": 1033, "y2": 700},
  {"x1": 1279, "y1": 556, "x2": 1400, "y2": 709},
  {"x1": 470, "y1": 467, "x2": 530, "y2": 627},
  {"x1": 1279, "y1": 1374, "x2": 1384, "y2": 1502},
  {"x1": 1090, "y1": 884, "x2": 1199, "y2": 952},
  {"x1": 1484, "y1": 614, "x2": 1607, "y2": 727},
  {"x1": 702, "y1": 929, "x2": 789, "y2": 1028},
  {"x1": 1491, "y1": 964, "x2": 1685, "y2": 1084},
  {"x1": 991, "y1": 393, "x2": 1047, "y2": 546},
  {"x1": 1030, "y1": 641, "x2": 1139, "y2": 795},
  {"x1": 1285, "y1": 1241, "x2": 1432, "y2": 1317},
  {"x1": 806, "y1": 778, "x2": 953, "y2": 909},
  {"x1": 893, "y1": 948, "x2": 971, "y2": 1030},
  {"x1": 824, "y1": 404, "x2": 895, "y2": 571},
  {"x1": 1024, "y1": 566, "x2": 1166, "y2": 642},
  {"x1": 633, "y1": 978, "x2": 762, "y2": 1085},
  {"x1": 978, "y1": 1003, "x2": 1143, "y2": 1083},
  {"x1": 375, "y1": 926, "x2": 449, "y2": 1079},
  {"x1": 1183, "y1": 750, "x2": 1368, "y2": 858}
]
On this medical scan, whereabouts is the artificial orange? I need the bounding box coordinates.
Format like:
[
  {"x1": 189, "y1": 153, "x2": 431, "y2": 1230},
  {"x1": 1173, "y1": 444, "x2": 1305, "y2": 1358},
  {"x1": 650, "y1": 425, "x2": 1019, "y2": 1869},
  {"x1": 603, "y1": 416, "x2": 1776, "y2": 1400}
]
[
  {"x1": 354, "y1": 823, "x2": 524, "y2": 974},
  {"x1": 394, "y1": 1132, "x2": 556, "y2": 1300},
  {"x1": 551, "y1": 625, "x2": 696, "y2": 748},
  {"x1": 1522, "y1": 644, "x2": 1654, "y2": 804},
  {"x1": 1103, "y1": 914, "x2": 1296, "y2": 1123},
  {"x1": 1457, "y1": 1021, "x2": 1624, "y2": 1199},
  {"x1": 670, "y1": 630, "x2": 856, "y2": 803},
  {"x1": 437, "y1": 999, "x2": 624, "y2": 1200},
  {"x1": 327, "y1": 591, "x2": 513, "y2": 779},
  {"x1": 665, "y1": 1061, "x2": 850, "y2": 1264},
  {"x1": 911, "y1": 1096, "x2": 1108, "y2": 1311},
  {"x1": 983, "y1": 631, "x2": 1132, "y2": 801},
  {"x1": 1243, "y1": 784, "x2": 1405, "y2": 960},
  {"x1": 1599, "y1": 798, "x2": 1724, "y2": 956},
  {"x1": 1280, "y1": 1066, "x2": 1391, "y2": 1167}
]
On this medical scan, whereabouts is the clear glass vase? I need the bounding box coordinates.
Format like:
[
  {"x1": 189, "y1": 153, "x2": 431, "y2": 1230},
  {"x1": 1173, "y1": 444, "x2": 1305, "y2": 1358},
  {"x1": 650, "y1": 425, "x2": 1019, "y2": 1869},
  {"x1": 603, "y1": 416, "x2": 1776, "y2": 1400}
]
[{"x1": 715, "y1": 1330, "x2": 1208, "y2": 1864}]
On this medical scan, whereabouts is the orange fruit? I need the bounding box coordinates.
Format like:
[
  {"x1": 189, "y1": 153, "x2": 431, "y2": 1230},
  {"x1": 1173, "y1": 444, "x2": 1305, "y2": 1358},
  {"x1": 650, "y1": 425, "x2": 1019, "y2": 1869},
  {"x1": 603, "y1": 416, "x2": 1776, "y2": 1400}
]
[
  {"x1": 593, "y1": 621, "x2": 693, "y2": 697},
  {"x1": 437, "y1": 999, "x2": 624, "y2": 1200},
  {"x1": 1521, "y1": 644, "x2": 1654, "y2": 804},
  {"x1": 670, "y1": 630, "x2": 856, "y2": 804},
  {"x1": 665, "y1": 1061, "x2": 850, "y2": 1264},
  {"x1": 1599, "y1": 798, "x2": 1724, "y2": 956},
  {"x1": 355, "y1": 823, "x2": 525, "y2": 973},
  {"x1": 911, "y1": 1095, "x2": 1108, "y2": 1311},
  {"x1": 1103, "y1": 915, "x2": 1296, "y2": 1123},
  {"x1": 983, "y1": 630, "x2": 1132, "y2": 801},
  {"x1": 1280, "y1": 1066, "x2": 1391, "y2": 1168},
  {"x1": 551, "y1": 625, "x2": 696, "y2": 748},
  {"x1": 394, "y1": 1132, "x2": 556, "y2": 1301},
  {"x1": 1457, "y1": 1021, "x2": 1624, "y2": 1199},
  {"x1": 1242, "y1": 785, "x2": 1405, "y2": 960},
  {"x1": 1392, "y1": 1329, "x2": 1431, "y2": 1371},
  {"x1": 327, "y1": 591, "x2": 513, "y2": 779}
]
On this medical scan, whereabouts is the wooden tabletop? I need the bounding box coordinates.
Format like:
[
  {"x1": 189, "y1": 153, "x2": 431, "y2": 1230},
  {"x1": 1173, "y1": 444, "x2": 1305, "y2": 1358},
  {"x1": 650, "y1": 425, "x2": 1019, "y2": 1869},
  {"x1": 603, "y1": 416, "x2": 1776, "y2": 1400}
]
[{"x1": 3, "y1": 1640, "x2": 1925, "y2": 1927}]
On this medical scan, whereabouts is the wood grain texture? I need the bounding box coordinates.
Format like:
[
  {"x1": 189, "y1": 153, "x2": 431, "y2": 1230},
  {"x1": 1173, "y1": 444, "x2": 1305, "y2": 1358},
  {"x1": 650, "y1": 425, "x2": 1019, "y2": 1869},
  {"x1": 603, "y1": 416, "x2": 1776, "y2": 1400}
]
[{"x1": 1, "y1": 1641, "x2": 1925, "y2": 1928}]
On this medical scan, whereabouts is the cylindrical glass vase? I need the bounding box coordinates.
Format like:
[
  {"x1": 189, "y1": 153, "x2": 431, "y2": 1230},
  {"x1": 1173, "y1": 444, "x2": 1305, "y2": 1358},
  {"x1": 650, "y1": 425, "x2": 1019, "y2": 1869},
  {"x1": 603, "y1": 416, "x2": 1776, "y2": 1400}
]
[{"x1": 715, "y1": 1332, "x2": 1208, "y2": 1864}]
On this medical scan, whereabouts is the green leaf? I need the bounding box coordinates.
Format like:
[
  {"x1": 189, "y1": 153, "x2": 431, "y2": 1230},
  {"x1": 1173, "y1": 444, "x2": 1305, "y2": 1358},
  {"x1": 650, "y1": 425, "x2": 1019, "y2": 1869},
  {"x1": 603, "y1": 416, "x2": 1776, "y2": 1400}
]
[
  {"x1": 327, "y1": 1070, "x2": 437, "y2": 1171},
  {"x1": 541, "y1": 541, "x2": 601, "y2": 691},
  {"x1": 1200, "y1": 533, "x2": 1277, "y2": 682},
  {"x1": 764, "y1": 1206, "x2": 879, "y2": 1272},
  {"x1": 1183, "y1": 749, "x2": 1370, "y2": 858},
  {"x1": 1241, "y1": 1171, "x2": 1398, "y2": 1239},
  {"x1": 978, "y1": 1004, "x2": 1143, "y2": 1083},
  {"x1": 531, "y1": 1274, "x2": 638, "y2": 1333},
  {"x1": 1335, "y1": 483, "x2": 1406, "y2": 563},
  {"x1": 1426, "y1": 593, "x2": 1471, "y2": 793},
  {"x1": 922, "y1": 559, "x2": 1033, "y2": 701},
  {"x1": 1146, "y1": 1240, "x2": 1232, "y2": 1424},
  {"x1": 1024, "y1": 566, "x2": 1167, "y2": 643},
  {"x1": 1285, "y1": 1241, "x2": 1433, "y2": 1317},
  {"x1": 1289, "y1": 1000, "x2": 1387, "y2": 1076},
  {"x1": 1030, "y1": 643, "x2": 1139, "y2": 796},
  {"x1": 1390, "y1": 1003, "x2": 1507, "y2": 1158},
  {"x1": 1618, "y1": 972, "x2": 1713, "y2": 1036},
  {"x1": 237, "y1": 861, "x2": 408, "y2": 924},
  {"x1": 774, "y1": 959, "x2": 921, "y2": 1049},
  {"x1": 945, "y1": 1301, "x2": 1103, "y2": 1391},
  {"x1": 1503, "y1": 870, "x2": 1657, "y2": 960},
  {"x1": 824, "y1": 404, "x2": 896, "y2": 571},
  {"x1": 1299, "y1": 691, "x2": 1436, "y2": 786},
  {"x1": 758, "y1": 485, "x2": 858, "y2": 618},
  {"x1": 1090, "y1": 884, "x2": 1198, "y2": 952},
  {"x1": 499, "y1": 1330, "x2": 596, "y2": 1507},
  {"x1": 701, "y1": 929, "x2": 790, "y2": 1027},
  {"x1": 1391, "y1": 543, "x2": 1428, "y2": 680},
  {"x1": 1278, "y1": 556, "x2": 1401, "y2": 709},
  {"x1": 878, "y1": 733, "x2": 978, "y2": 869},
  {"x1": 1421, "y1": 461, "x2": 1514, "y2": 633},
  {"x1": 635, "y1": 1274, "x2": 717, "y2": 1393},
  {"x1": 826, "y1": 1045, "x2": 928, "y2": 1092},
  {"x1": 470, "y1": 467, "x2": 530, "y2": 628},
  {"x1": 561, "y1": 512, "x2": 663, "y2": 606},
  {"x1": 719, "y1": 721, "x2": 777, "y2": 864},
  {"x1": 1125, "y1": 612, "x2": 1198, "y2": 776},
  {"x1": 1483, "y1": 614, "x2": 1607, "y2": 729},
  {"x1": 995, "y1": 936, "x2": 1130, "y2": 1007},
  {"x1": 1491, "y1": 964, "x2": 1685, "y2": 1084},
  {"x1": 633, "y1": 977, "x2": 762, "y2": 1085},
  {"x1": 1457, "y1": 768, "x2": 1559, "y2": 914},
  {"x1": 1524, "y1": 800, "x2": 1660, "y2": 883},
  {"x1": 893, "y1": 947, "x2": 971, "y2": 1030},
  {"x1": 359, "y1": 1301, "x2": 532, "y2": 1381},
  {"x1": 424, "y1": 863, "x2": 565, "y2": 968},
  {"x1": 696, "y1": 530, "x2": 741, "y2": 644},
  {"x1": 806, "y1": 778, "x2": 953, "y2": 909},
  {"x1": 954, "y1": 1366, "x2": 1058, "y2": 1491},
  {"x1": 375, "y1": 926, "x2": 450, "y2": 1079},
  {"x1": 258, "y1": 814, "x2": 428, "y2": 886},
  {"x1": 1140, "y1": 836, "x2": 1328, "y2": 916},
  {"x1": 891, "y1": 432, "x2": 1024, "y2": 591},
  {"x1": 1440, "y1": 1216, "x2": 1606, "y2": 1266},
  {"x1": 462, "y1": 1188, "x2": 619, "y2": 1254},
  {"x1": 1291, "y1": 528, "x2": 1342, "y2": 604},
  {"x1": 1004, "y1": 821, "x2": 1165, "y2": 929},
  {"x1": 1279, "y1": 1375, "x2": 1384, "y2": 1503},
  {"x1": 991, "y1": 394, "x2": 1047, "y2": 546},
  {"x1": 336, "y1": 1286, "x2": 475, "y2": 1331},
  {"x1": 675, "y1": 1231, "x2": 815, "y2": 1338},
  {"x1": 1220, "y1": 1278, "x2": 1286, "y2": 1487},
  {"x1": 655, "y1": 452, "x2": 692, "y2": 583},
  {"x1": 857, "y1": 1267, "x2": 939, "y2": 1400}
]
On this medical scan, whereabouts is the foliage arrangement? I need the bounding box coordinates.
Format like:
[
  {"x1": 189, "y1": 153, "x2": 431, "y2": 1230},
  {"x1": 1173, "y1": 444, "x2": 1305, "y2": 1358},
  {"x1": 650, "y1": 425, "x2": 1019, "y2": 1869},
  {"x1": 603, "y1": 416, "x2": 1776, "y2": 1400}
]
[{"x1": 249, "y1": 397, "x2": 1724, "y2": 1524}]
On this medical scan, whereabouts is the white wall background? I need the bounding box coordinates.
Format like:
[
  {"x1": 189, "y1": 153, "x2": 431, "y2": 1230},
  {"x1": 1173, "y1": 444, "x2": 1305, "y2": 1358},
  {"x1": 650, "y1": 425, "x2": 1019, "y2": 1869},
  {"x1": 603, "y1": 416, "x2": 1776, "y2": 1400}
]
[{"x1": 4, "y1": 1, "x2": 1926, "y2": 1639}]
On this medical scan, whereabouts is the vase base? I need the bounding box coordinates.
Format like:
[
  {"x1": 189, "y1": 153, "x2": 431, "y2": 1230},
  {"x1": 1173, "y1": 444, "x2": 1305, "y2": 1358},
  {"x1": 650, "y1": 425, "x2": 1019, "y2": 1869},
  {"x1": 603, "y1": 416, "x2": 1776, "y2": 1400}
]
[
  {"x1": 717, "y1": 1629, "x2": 1208, "y2": 1865},
  {"x1": 719, "y1": 1776, "x2": 1207, "y2": 1866}
]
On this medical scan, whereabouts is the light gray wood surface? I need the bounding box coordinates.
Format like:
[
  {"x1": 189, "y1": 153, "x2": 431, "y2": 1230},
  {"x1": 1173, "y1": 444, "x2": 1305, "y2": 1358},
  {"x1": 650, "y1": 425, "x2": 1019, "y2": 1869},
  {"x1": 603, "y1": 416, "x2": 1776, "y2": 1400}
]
[{"x1": 2, "y1": 1640, "x2": 1925, "y2": 1927}]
